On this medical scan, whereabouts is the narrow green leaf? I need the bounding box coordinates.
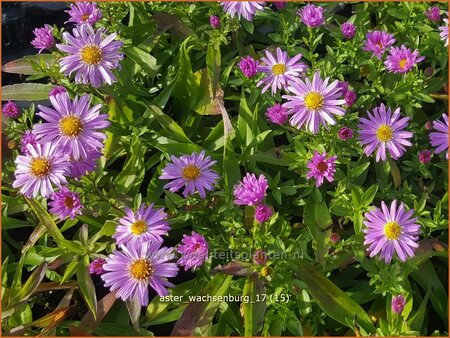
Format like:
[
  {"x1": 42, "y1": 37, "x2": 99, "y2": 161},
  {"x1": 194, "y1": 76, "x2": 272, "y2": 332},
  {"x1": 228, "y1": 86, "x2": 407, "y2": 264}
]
[
  {"x1": 77, "y1": 256, "x2": 97, "y2": 319},
  {"x1": 242, "y1": 273, "x2": 266, "y2": 336},
  {"x1": 25, "y1": 198, "x2": 64, "y2": 241},
  {"x1": 2, "y1": 83, "x2": 52, "y2": 101}
]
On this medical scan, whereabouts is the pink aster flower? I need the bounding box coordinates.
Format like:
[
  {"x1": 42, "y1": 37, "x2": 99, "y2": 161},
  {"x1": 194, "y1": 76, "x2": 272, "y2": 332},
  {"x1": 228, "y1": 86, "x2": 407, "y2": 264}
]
[
  {"x1": 358, "y1": 104, "x2": 413, "y2": 162},
  {"x1": 12, "y1": 143, "x2": 68, "y2": 198},
  {"x1": 391, "y1": 295, "x2": 406, "y2": 314},
  {"x1": 210, "y1": 15, "x2": 220, "y2": 29},
  {"x1": 257, "y1": 48, "x2": 308, "y2": 95},
  {"x1": 49, "y1": 86, "x2": 67, "y2": 97},
  {"x1": 69, "y1": 146, "x2": 102, "y2": 179},
  {"x1": 34, "y1": 92, "x2": 110, "y2": 161},
  {"x1": 344, "y1": 90, "x2": 357, "y2": 107},
  {"x1": 425, "y1": 6, "x2": 441, "y2": 22},
  {"x1": 255, "y1": 204, "x2": 273, "y2": 223},
  {"x1": 384, "y1": 45, "x2": 425, "y2": 74},
  {"x1": 66, "y1": 2, "x2": 102, "y2": 26},
  {"x1": 20, "y1": 130, "x2": 38, "y2": 156},
  {"x1": 439, "y1": 14, "x2": 449, "y2": 47},
  {"x1": 266, "y1": 103, "x2": 288, "y2": 125},
  {"x1": 220, "y1": 1, "x2": 265, "y2": 21},
  {"x1": 239, "y1": 56, "x2": 258, "y2": 78},
  {"x1": 2, "y1": 101, "x2": 20, "y2": 118},
  {"x1": 337, "y1": 81, "x2": 349, "y2": 96},
  {"x1": 363, "y1": 200, "x2": 420, "y2": 264},
  {"x1": 341, "y1": 22, "x2": 356, "y2": 39},
  {"x1": 306, "y1": 151, "x2": 337, "y2": 187},
  {"x1": 31, "y1": 24, "x2": 55, "y2": 53},
  {"x1": 338, "y1": 127, "x2": 353, "y2": 140},
  {"x1": 112, "y1": 204, "x2": 170, "y2": 246},
  {"x1": 363, "y1": 31, "x2": 396, "y2": 59},
  {"x1": 234, "y1": 173, "x2": 268, "y2": 206},
  {"x1": 273, "y1": 2, "x2": 286, "y2": 10},
  {"x1": 159, "y1": 151, "x2": 219, "y2": 199},
  {"x1": 418, "y1": 150, "x2": 432, "y2": 164},
  {"x1": 253, "y1": 249, "x2": 267, "y2": 265},
  {"x1": 176, "y1": 231, "x2": 209, "y2": 271},
  {"x1": 330, "y1": 232, "x2": 341, "y2": 244},
  {"x1": 282, "y1": 72, "x2": 346, "y2": 134},
  {"x1": 429, "y1": 114, "x2": 449, "y2": 159},
  {"x1": 48, "y1": 187, "x2": 83, "y2": 220},
  {"x1": 57, "y1": 24, "x2": 124, "y2": 88},
  {"x1": 89, "y1": 258, "x2": 106, "y2": 275},
  {"x1": 297, "y1": 4, "x2": 325, "y2": 28},
  {"x1": 101, "y1": 241, "x2": 179, "y2": 305}
]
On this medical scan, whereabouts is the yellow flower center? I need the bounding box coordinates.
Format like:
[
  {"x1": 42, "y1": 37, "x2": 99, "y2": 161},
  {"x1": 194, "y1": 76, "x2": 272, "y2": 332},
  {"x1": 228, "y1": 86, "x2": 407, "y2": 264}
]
[
  {"x1": 304, "y1": 92, "x2": 324, "y2": 110},
  {"x1": 399, "y1": 59, "x2": 407, "y2": 69},
  {"x1": 272, "y1": 63, "x2": 286, "y2": 75},
  {"x1": 80, "y1": 45, "x2": 103, "y2": 65},
  {"x1": 81, "y1": 14, "x2": 90, "y2": 22},
  {"x1": 129, "y1": 259, "x2": 153, "y2": 281},
  {"x1": 31, "y1": 158, "x2": 51, "y2": 178},
  {"x1": 181, "y1": 165, "x2": 201, "y2": 181},
  {"x1": 59, "y1": 115, "x2": 83, "y2": 137},
  {"x1": 317, "y1": 161, "x2": 328, "y2": 173},
  {"x1": 64, "y1": 196, "x2": 75, "y2": 208},
  {"x1": 130, "y1": 220, "x2": 147, "y2": 235},
  {"x1": 383, "y1": 221, "x2": 401, "y2": 240},
  {"x1": 376, "y1": 124, "x2": 393, "y2": 142}
]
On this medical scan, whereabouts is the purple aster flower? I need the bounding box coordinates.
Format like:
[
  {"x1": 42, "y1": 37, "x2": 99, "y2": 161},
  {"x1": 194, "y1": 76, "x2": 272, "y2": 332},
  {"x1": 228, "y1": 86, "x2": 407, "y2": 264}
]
[
  {"x1": 233, "y1": 173, "x2": 268, "y2": 206},
  {"x1": 239, "y1": 56, "x2": 258, "y2": 78},
  {"x1": 253, "y1": 249, "x2": 267, "y2": 265},
  {"x1": 255, "y1": 204, "x2": 273, "y2": 223},
  {"x1": 358, "y1": 104, "x2": 413, "y2": 162},
  {"x1": 101, "y1": 241, "x2": 179, "y2": 305},
  {"x1": 48, "y1": 187, "x2": 83, "y2": 220},
  {"x1": 384, "y1": 45, "x2": 425, "y2": 74},
  {"x1": 89, "y1": 258, "x2": 106, "y2": 275},
  {"x1": 69, "y1": 146, "x2": 102, "y2": 179},
  {"x1": 2, "y1": 101, "x2": 20, "y2": 118},
  {"x1": 112, "y1": 204, "x2": 170, "y2": 246},
  {"x1": 306, "y1": 151, "x2": 337, "y2": 187},
  {"x1": 210, "y1": 15, "x2": 220, "y2": 29},
  {"x1": 418, "y1": 150, "x2": 432, "y2": 164},
  {"x1": 12, "y1": 143, "x2": 68, "y2": 198},
  {"x1": 56, "y1": 24, "x2": 124, "y2": 88},
  {"x1": 257, "y1": 47, "x2": 308, "y2": 95},
  {"x1": 31, "y1": 24, "x2": 55, "y2": 53},
  {"x1": 337, "y1": 81, "x2": 349, "y2": 97},
  {"x1": 391, "y1": 295, "x2": 406, "y2": 314},
  {"x1": 282, "y1": 72, "x2": 346, "y2": 134},
  {"x1": 49, "y1": 86, "x2": 67, "y2": 97},
  {"x1": 429, "y1": 114, "x2": 449, "y2": 159},
  {"x1": 34, "y1": 92, "x2": 110, "y2": 161},
  {"x1": 439, "y1": 14, "x2": 449, "y2": 47},
  {"x1": 176, "y1": 231, "x2": 209, "y2": 271},
  {"x1": 66, "y1": 2, "x2": 102, "y2": 26},
  {"x1": 330, "y1": 232, "x2": 341, "y2": 244},
  {"x1": 344, "y1": 90, "x2": 357, "y2": 107},
  {"x1": 338, "y1": 127, "x2": 353, "y2": 140},
  {"x1": 362, "y1": 31, "x2": 396, "y2": 59},
  {"x1": 273, "y1": 2, "x2": 286, "y2": 10},
  {"x1": 425, "y1": 6, "x2": 441, "y2": 22},
  {"x1": 220, "y1": 1, "x2": 265, "y2": 21},
  {"x1": 363, "y1": 200, "x2": 420, "y2": 264},
  {"x1": 20, "y1": 130, "x2": 38, "y2": 156},
  {"x1": 159, "y1": 151, "x2": 219, "y2": 199},
  {"x1": 266, "y1": 103, "x2": 288, "y2": 125},
  {"x1": 341, "y1": 22, "x2": 356, "y2": 39},
  {"x1": 297, "y1": 4, "x2": 325, "y2": 28}
]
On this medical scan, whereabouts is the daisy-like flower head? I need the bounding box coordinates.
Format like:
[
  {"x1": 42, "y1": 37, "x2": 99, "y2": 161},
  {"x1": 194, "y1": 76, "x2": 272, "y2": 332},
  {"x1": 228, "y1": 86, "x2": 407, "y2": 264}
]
[
  {"x1": 362, "y1": 30, "x2": 396, "y2": 59},
  {"x1": 176, "y1": 231, "x2": 209, "y2": 271},
  {"x1": 57, "y1": 24, "x2": 124, "y2": 88},
  {"x1": 266, "y1": 103, "x2": 288, "y2": 125},
  {"x1": 425, "y1": 6, "x2": 441, "y2": 22},
  {"x1": 233, "y1": 173, "x2": 268, "y2": 206},
  {"x1": 20, "y1": 130, "x2": 38, "y2": 156},
  {"x1": 418, "y1": 149, "x2": 432, "y2": 164},
  {"x1": 69, "y1": 146, "x2": 103, "y2": 179},
  {"x1": 239, "y1": 56, "x2": 258, "y2": 78},
  {"x1": 338, "y1": 127, "x2": 353, "y2": 140},
  {"x1": 31, "y1": 24, "x2": 55, "y2": 53},
  {"x1": 48, "y1": 187, "x2": 83, "y2": 220},
  {"x1": 282, "y1": 72, "x2": 346, "y2": 134},
  {"x1": 344, "y1": 90, "x2": 357, "y2": 107},
  {"x1": 159, "y1": 150, "x2": 219, "y2": 199},
  {"x1": 297, "y1": 4, "x2": 325, "y2": 28},
  {"x1": 66, "y1": 2, "x2": 102, "y2": 26},
  {"x1": 363, "y1": 200, "x2": 420, "y2": 264},
  {"x1": 2, "y1": 101, "x2": 20, "y2": 118},
  {"x1": 112, "y1": 204, "x2": 170, "y2": 246},
  {"x1": 12, "y1": 143, "x2": 68, "y2": 198},
  {"x1": 306, "y1": 151, "x2": 337, "y2": 187},
  {"x1": 89, "y1": 258, "x2": 106, "y2": 275},
  {"x1": 358, "y1": 104, "x2": 413, "y2": 162},
  {"x1": 210, "y1": 15, "x2": 220, "y2": 29},
  {"x1": 253, "y1": 249, "x2": 267, "y2": 265},
  {"x1": 273, "y1": 2, "x2": 286, "y2": 10},
  {"x1": 429, "y1": 114, "x2": 449, "y2": 159},
  {"x1": 34, "y1": 91, "x2": 110, "y2": 161},
  {"x1": 391, "y1": 295, "x2": 406, "y2": 314},
  {"x1": 384, "y1": 45, "x2": 425, "y2": 74},
  {"x1": 255, "y1": 203, "x2": 273, "y2": 223},
  {"x1": 256, "y1": 47, "x2": 308, "y2": 95},
  {"x1": 439, "y1": 13, "x2": 449, "y2": 47},
  {"x1": 220, "y1": 1, "x2": 265, "y2": 21},
  {"x1": 101, "y1": 241, "x2": 179, "y2": 306},
  {"x1": 341, "y1": 22, "x2": 356, "y2": 39},
  {"x1": 49, "y1": 86, "x2": 67, "y2": 97}
]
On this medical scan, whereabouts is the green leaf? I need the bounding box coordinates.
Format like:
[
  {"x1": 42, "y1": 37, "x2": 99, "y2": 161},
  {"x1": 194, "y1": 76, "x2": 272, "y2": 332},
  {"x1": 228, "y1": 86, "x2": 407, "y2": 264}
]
[
  {"x1": 237, "y1": 89, "x2": 255, "y2": 148},
  {"x1": 361, "y1": 185, "x2": 378, "y2": 207},
  {"x1": 408, "y1": 288, "x2": 431, "y2": 331},
  {"x1": 9, "y1": 261, "x2": 48, "y2": 305},
  {"x1": 123, "y1": 46, "x2": 158, "y2": 78},
  {"x1": 223, "y1": 138, "x2": 241, "y2": 196},
  {"x1": 2, "y1": 54, "x2": 53, "y2": 75},
  {"x1": 242, "y1": 273, "x2": 266, "y2": 336},
  {"x1": 77, "y1": 256, "x2": 97, "y2": 319},
  {"x1": 2, "y1": 83, "x2": 52, "y2": 101},
  {"x1": 350, "y1": 162, "x2": 370, "y2": 179},
  {"x1": 24, "y1": 198, "x2": 64, "y2": 241},
  {"x1": 206, "y1": 43, "x2": 221, "y2": 96},
  {"x1": 389, "y1": 158, "x2": 401, "y2": 188}
]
